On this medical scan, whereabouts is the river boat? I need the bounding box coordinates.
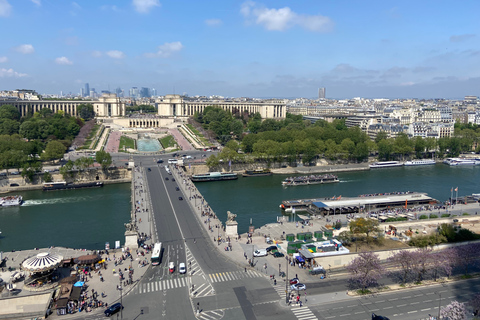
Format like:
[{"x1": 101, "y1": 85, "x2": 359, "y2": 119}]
[
  {"x1": 0, "y1": 195, "x2": 23, "y2": 207},
  {"x1": 282, "y1": 174, "x2": 339, "y2": 186},
  {"x1": 369, "y1": 161, "x2": 403, "y2": 168},
  {"x1": 43, "y1": 181, "x2": 104, "y2": 191},
  {"x1": 242, "y1": 169, "x2": 272, "y2": 177},
  {"x1": 443, "y1": 158, "x2": 479, "y2": 166},
  {"x1": 404, "y1": 159, "x2": 436, "y2": 166},
  {"x1": 191, "y1": 172, "x2": 238, "y2": 182}
]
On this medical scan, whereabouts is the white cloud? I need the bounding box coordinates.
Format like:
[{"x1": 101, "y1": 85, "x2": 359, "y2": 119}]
[
  {"x1": 132, "y1": 0, "x2": 160, "y2": 14},
  {"x1": 106, "y1": 50, "x2": 125, "y2": 59},
  {"x1": 31, "y1": 0, "x2": 41, "y2": 6},
  {"x1": 240, "y1": 1, "x2": 333, "y2": 32},
  {"x1": 205, "y1": 19, "x2": 222, "y2": 27},
  {"x1": 0, "y1": 68, "x2": 27, "y2": 78},
  {"x1": 0, "y1": 56, "x2": 7, "y2": 63},
  {"x1": 0, "y1": 0, "x2": 12, "y2": 17},
  {"x1": 91, "y1": 51, "x2": 103, "y2": 58},
  {"x1": 15, "y1": 44, "x2": 35, "y2": 54},
  {"x1": 146, "y1": 41, "x2": 183, "y2": 58},
  {"x1": 55, "y1": 57, "x2": 73, "y2": 65}
]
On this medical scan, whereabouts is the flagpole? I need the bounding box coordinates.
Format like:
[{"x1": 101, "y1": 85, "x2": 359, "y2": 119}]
[
  {"x1": 451, "y1": 188, "x2": 453, "y2": 209},
  {"x1": 456, "y1": 187, "x2": 458, "y2": 207}
]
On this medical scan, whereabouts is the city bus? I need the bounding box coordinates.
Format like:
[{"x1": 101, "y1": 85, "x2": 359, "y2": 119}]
[{"x1": 151, "y1": 242, "x2": 162, "y2": 266}]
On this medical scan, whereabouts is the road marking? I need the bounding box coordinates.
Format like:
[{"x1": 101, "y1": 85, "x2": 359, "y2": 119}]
[{"x1": 407, "y1": 310, "x2": 418, "y2": 314}]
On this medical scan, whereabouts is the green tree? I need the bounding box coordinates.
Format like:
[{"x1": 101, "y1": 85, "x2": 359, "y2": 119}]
[
  {"x1": 21, "y1": 161, "x2": 42, "y2": 182},
  {"x1": 75, "y1": 156, "x2": 94, "y2": 170},
  {"x1": 205, "y1": 154, "x2": 220, "y2": 168},
  {"x1": 349, "y1": 218, "x2": 380, "y2": 243},
  {"x1": 77, "y1": 104, "x2": 95, "y2": 120},
  {"x1": 59, "y1": 160, "x2": 74, "y2": 180},
  {"x1": 0, "y1": 104, "x2": 21, "y2": 121},
  {"x1": 95, "y1": 150, "x2": 112, "y2": 171},
  {"x1": 42, "y1": 140, "x2": 66, "y2": 161},
  {"x1": 0, "y1": 119, "x2": 20, "y2": 135}
]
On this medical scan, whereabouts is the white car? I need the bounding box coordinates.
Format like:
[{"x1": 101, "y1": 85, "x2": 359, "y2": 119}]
[
  {"x1": 179, "y1": 262, "x2": 186, "y2": 274},
  {"x1": 253, "y1": 249, "x2": 267, "y2": 257}
]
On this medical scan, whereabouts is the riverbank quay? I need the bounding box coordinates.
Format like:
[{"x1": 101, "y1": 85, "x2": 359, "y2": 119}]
[
  {"x1": 270, "y1": 163, "x2": 370, "y2": 175},
  {"x1": 0, "y1": 168, "x2": 132, "y2": 194},
  {"x1": 0, "y1": 246, "x2": 151, "y2": 319}
]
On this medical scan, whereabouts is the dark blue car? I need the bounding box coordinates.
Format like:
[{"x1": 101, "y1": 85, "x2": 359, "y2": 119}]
[{"x1": 104, "y1": 303, "x2": 123, "y2": 317}]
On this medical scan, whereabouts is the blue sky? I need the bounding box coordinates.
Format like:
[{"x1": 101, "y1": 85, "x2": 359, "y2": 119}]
[{"x1": 0, "y1": 0, "x2": 479, "y2": 99}]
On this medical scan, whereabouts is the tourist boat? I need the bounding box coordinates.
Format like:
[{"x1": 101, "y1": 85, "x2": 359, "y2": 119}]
[
  {"x1": 242, "y1": 169, "x2": 272, "y2": 177},
  {"x1": 191, "y1": 172, "x2": 238, "y2": 182},
  {"x1": 443, "y1": 158, "x2": 479, "y2": 166},
  {"x1": 0, "y1": 195, "x2": 23, "y2": 207},
  {"x1": 43, "y1": 181, "x2": 104, "y2": 191},
  {"x1": 369, "y1": 161, "x2": 403, "y2": 168},
  {"x1": 282, "y1": 174, "x2": 339, "y2": 186},
  {"x1": 404, "y1": 159, "x2": 436, "y2": 166}
]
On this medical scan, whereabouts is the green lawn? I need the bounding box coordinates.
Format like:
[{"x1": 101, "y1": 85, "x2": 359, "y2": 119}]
[
  {"x1": 186, "y1": 124, "x2": 209, "y2": 145},
  {"x1": 160, "y1": 135, "x2": 176, "y2": 148},
  {"x1": 119, "y1": 136, "x2": 135, "y2": 150}
]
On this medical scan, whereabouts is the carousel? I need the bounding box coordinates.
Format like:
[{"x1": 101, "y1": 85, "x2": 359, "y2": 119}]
[{"x1": 22, "y1": 252, "x2": 63, "y2": 291}]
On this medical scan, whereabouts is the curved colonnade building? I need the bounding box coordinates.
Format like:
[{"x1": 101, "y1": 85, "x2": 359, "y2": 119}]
[
  {"x1": 0, "y1": 94, "x2": 125, "y2": 118},
  {"x1": 0, "y1": 93, "x2": 286, "y2": 129}
]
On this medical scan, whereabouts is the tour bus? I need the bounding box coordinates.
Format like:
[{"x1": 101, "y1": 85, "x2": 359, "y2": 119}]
[
  {"x1": 151, "y1": 242, "x2": 162, "y2": 266},
  {"x1": 168, "y1": 159, "x2": 178, "y2": 164}
]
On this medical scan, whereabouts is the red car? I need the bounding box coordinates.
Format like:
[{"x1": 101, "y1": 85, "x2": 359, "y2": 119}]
[
  {"x1": 169, "y1": 262, "x2": 175, "y2": 273},
  {"x1": 289, "y1": 278, "x2": 299, "y2": 285}
]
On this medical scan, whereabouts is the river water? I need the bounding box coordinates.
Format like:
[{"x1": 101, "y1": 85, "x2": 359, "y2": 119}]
[
  {"x1": 0, "y1": 183, "x2": 131, "y2": 252},
  {"x1": 1, "y1": 164, "x2": 479, "y2": 252},
  {"x1": 195, "y1": 164, "x2": 480, "y2": 234}
]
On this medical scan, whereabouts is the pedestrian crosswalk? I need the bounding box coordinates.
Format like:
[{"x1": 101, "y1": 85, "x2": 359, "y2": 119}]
[
  {"x1": 291, "y1": 306, "x2": 318, "y2": 320},
  {"x1": 185, "y1": 245, "x2": 203, "y2": 277},
  {"x1": 208, "y1": 270, "x2": 262, "y2": 283},
  {"x1": 197, "y1": 309, "x2": 224, "y2": 320},
  {"x1": 272, "y1": 283, "x2": 287, "y2": 300},
  {"x1": 136, "y1": 277, "x2": 188, "y2": 294}
]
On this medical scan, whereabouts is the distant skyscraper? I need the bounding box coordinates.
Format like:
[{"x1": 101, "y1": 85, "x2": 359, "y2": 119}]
[
  {"x1": 151, "y1": 88, "x2": 157, "y2": 97},
  {"x1": 318, "y1": 87, "x2": 326, "y2": 99},
  {"x1": 80, "y1": 88, "x2": 84, "y2": 97},
  {"x1": 84, "y1": 83, "x2": 90, "y2": 97},
  {"x1": 140, "y1": 87, "x2": 150, "y2": 98},
  {"x1": 130, "y1": 87, "x2": 139, "y2": 99}
]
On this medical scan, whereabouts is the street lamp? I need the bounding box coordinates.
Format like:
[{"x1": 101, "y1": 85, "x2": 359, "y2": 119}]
[
  {"x1": 285, "y1": 255, "x2": 289, "y2": 305},
  {"x1": 438, "y1": 292, "x2": 442, "y2": 319},
  {"x1": 118, "y1": 282, "x2": 123, "y2": 319}
]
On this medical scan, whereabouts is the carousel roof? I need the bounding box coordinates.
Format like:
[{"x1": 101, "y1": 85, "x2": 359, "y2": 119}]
[
  {"x1": 22, "y1": 252, "x2": 63, "y2": 273},
  {"x1": 74, "y1": 254, "x2": 101, "y2": 265}
]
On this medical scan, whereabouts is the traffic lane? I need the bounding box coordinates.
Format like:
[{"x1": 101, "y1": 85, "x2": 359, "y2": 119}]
[
  {"x1": 146, "y1": 167, "x2": 184, "y2": 243},
  {"x1": 310, "y1": 278, "x2": 480, "y2": 320},
  {"x1": 170, "y1": 190, "x2": 238, "y2": 273},
  {"x1": 167, "y1": 180, "x2": 239, "y2": 273}
]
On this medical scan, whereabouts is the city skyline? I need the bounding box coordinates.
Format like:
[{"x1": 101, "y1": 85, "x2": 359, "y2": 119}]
[{"x1": 0, "y1": 0, "x2": 479, "y2": 99}]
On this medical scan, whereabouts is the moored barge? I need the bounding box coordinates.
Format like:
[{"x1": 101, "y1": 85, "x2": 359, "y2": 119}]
[
  {"x1": 242, "y1": 169, "x2": 272, "y2": 177},
  {"x1": 43, "y1": 181, "x2": 104, "y2": 191},
  {"x1": 282, "y1": 174, "x2": 339, "y2": 186}
]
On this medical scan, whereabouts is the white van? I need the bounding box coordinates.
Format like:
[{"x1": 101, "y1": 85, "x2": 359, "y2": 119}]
[{"x1": 253, "y1": 249, "x2": 267, "y2": 257}]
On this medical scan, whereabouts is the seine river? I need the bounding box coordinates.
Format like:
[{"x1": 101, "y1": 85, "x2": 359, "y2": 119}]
[
  {"x1": 0, "y1": 183, "x2": 131, "y2": 252},
  {"x1": 1, "y1": 164, "x2": 479, "y2": 252},
  {"x1": 196, "y1": 164, "x2": 480, "y2": 234}
]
